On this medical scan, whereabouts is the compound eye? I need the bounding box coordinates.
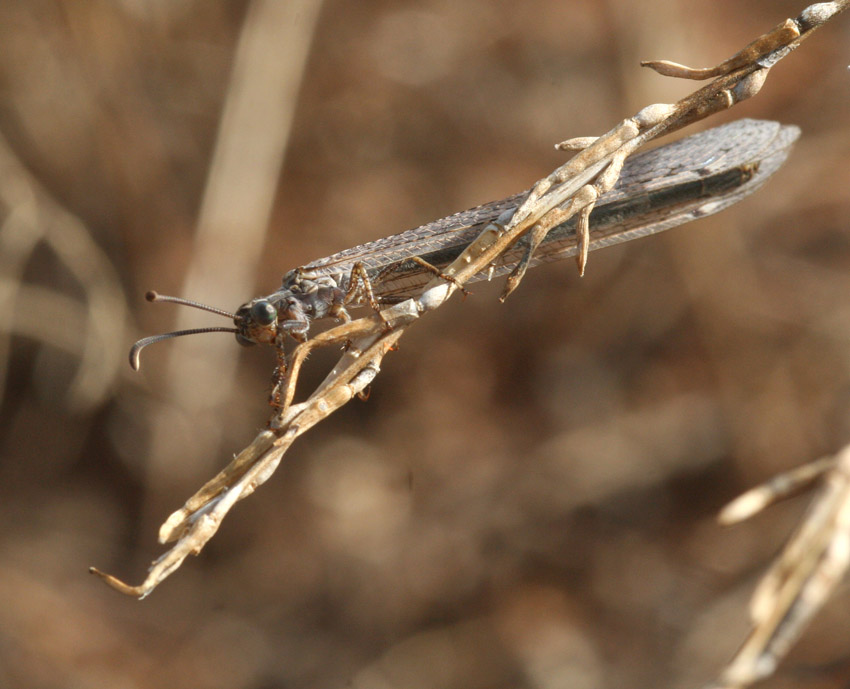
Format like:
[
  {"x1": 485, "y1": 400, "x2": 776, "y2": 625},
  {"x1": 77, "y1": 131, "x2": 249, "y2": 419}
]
[
  {"x1": 250, "y1": 300, "x2": 277, "y2": 326},
  {"x1": 235, "y1": 333, "x2": 256, "y2": 347}
]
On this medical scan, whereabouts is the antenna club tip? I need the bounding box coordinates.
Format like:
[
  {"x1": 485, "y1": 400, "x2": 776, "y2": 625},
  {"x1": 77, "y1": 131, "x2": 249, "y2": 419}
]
[{"x1": 145, "y1": 290, "x2": 159, "y2": 302}]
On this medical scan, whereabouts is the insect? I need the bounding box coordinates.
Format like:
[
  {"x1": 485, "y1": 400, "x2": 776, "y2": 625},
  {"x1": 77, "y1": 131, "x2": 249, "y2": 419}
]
[{"x1": 129, "y1": 119, "x2": 798, "y2": 371}]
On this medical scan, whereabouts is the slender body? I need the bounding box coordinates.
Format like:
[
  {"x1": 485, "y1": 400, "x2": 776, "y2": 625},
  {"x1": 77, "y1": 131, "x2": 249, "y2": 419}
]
[{"x1": 131, "y1": 119, "x2": 799, "y2": 366}]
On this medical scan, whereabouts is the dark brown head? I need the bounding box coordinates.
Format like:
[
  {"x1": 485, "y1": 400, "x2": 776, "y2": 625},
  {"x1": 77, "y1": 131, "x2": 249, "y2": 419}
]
[{"x1": 233, "y1": 298, "x2": 279, "y2": 345}]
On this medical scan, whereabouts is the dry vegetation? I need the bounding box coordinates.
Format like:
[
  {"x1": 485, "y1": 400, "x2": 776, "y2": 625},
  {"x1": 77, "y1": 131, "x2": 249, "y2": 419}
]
[{"x1": 1, "y1": 2, "x2": 849, "y2": 688}]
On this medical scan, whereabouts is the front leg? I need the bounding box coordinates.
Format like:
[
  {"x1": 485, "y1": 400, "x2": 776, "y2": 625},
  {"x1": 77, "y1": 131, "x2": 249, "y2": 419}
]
[
  {"x1": 279, "y1": 318, "x2": 310, "y2": 342},
  {"x1": 268, "y1": 336, "x2": 289, "y2": 414}
]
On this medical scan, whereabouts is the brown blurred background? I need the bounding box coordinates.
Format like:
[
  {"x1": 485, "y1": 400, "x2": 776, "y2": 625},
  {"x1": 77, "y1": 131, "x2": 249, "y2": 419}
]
[{"x1": 1, "y1": 1, "x2": 849, "y2": 688}]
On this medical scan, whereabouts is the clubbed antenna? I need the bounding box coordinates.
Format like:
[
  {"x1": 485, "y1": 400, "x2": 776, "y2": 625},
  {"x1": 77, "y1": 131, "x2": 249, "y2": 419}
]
[
  {"x1": 129, "y1": 291, "x2": 238, "y2": 371},
  {"x1": 143, "y1": 290, "x2": 236, "y2": 319}
]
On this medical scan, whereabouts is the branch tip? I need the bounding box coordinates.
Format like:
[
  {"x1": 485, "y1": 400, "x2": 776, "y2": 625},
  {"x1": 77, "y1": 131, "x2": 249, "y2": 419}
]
[{"x1": 89, "y1": 566, "x2": 148, "y2": 598}]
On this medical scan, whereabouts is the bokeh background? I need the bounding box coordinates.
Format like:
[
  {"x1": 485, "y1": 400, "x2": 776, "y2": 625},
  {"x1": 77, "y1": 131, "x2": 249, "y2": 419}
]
[{"x1": 1, "y1": 1, "x2": 849, "y2": 688}]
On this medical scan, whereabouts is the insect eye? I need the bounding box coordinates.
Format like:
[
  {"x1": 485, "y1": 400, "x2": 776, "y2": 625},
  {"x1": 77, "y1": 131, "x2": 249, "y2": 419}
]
[{"x1": 250, "y1": 300, "x2": 277, "y2": 326}]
